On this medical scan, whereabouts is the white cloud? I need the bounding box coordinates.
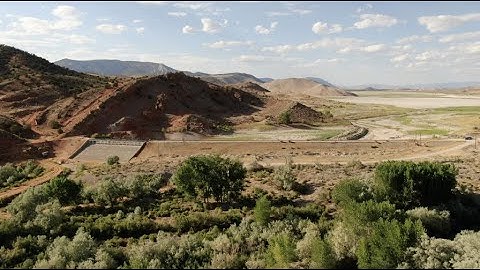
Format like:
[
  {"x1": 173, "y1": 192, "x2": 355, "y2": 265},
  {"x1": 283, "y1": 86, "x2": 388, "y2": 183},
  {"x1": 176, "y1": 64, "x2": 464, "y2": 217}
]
[
  {"x1": 9, "y1": 5, "x2": 83, "y2": 35},
  {"x1": 50, "y1": 5, "x2": 82, "y2": 30},
  {"x1": 174, "y1": 2, "x2": 211, "y2": 10},
  {"x1": 266, "y1": 11, "x2": 291, "y2": 17},
  {"x1": 136, "y1": 27, "x2": 145, "y2": 34},
  {"x1": 356, "y1": 4, "x2": 373, "y2": 13},
  {"x1": 261, "y1": 45, "x2": 294, "y2": 54},
  {"x1": 232, "y1": 55, "x2": 266, "y2": 62},
  {"x1": 312, "y1": 21, "x2": 343, "y2": 34},
  {"x1": 439, "y1": 31, "x2": 480, "y2": 43},
  {"x1": 136, "y1": 1, "x2": 167, "y2": 5},
  {"x1": 418, "y1": 13, "x2": 480, "y2": 33},
  {"x1": 255, "y1": 21, "x2": 278, "y2": 35},
  {"x1": 65, "y1": 34, "x2": 95, "y2": 45},
  {"x1": 182, "y1": 25, "x2": 194, "y2": 34},
  {"x1": 133, "y1": 19, "x2": 142, "y2": 23},
  {"x1": 168, "y1": 12, "x2": 187, "y2": 17},
  {"x1": 205, "y1": 40, "x2": 254, "y2": 49},
  {"x1": 415, "y1": 51, "x2": 447, "y2": 61},
  {"x1": 361, "y1": 44, "x2": 386, "y2": 52},
  {"x1": 291, "y1": 8, "x2": 312, "y2": 15},
  {"x1": 201, "y1": 18, "x2": 226, "y2": 33},
  {"x1": 390, "y1": 53, "x2": 409, "y2": 62},
  {"x1": 354, "y1": 13, "x2": 398, "y2": 29},
  {"x1": 96, "y1": 24, "x2": 127, "y2": 34},
  {"x1": 396, "y1": 35, "x2": 433, "y2": 44}
]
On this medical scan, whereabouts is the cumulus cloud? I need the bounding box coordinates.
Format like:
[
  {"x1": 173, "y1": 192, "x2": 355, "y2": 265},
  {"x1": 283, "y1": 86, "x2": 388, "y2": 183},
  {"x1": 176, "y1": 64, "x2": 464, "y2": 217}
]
[
  {"x1": 390, "y1": 53, "x2": 409, "y2": 62},
  {"x1": 201, "y1": 18, "x2": 227, "y2": 33},
  {"x1": 65, "y1": 34, "x2": 95, "y2": 45},
  {"x1": 50, "y1": 5, "x2": 83, "y2": 30},
  {"x1": 255, "y1": 21, "x2": 278, "y2": 35},
  {"x1": 261, "y1": 45, "x2": 294, "y2": 54},
  {"x1": 133, "y1": 19, "x2": 142, "y2": 23},
  {"x1": 168, "y1": 12, "x2": 187, "y2": 17},
  {"x1": 205, "y1": 40, "x2": 254, "y2": 49},
  {"x1": 266, "y1": 11, "x2": 290, "y2": 17},
  {"x1": 418, "y1": 13, "x2": 480, "y2": 33},
  {"x1": 136, "y1": 27, "x2": 145, "y2": 34},
  {"x1": 356, "y1": 3, "x2": 373, "y2": 13},
  {"x1": 312, "y1": 21, "x2": 343, "y2": 34},
  {"x1": 361, "y1": 44, "x2": 386, "y2": 52},
  {"x1": 354, "y1": 13, "x2": 398, "y2": 29},
  {"x1": 439, "y1": 31, "x2": 480, "y2": 43},
  {"x1": 10, "y1": 5, "x2": 83, "y2": 35},
  {"x1": 174, "y1": 2, "x2": 211, "y2": 10},
  {"x1": 232, "y1": 55, "x2": 266, "y2": 62},
  {"x1": 136, "y1": 1, "x2": 167, "y2": 5},
  {"x1": 96, "y1": 24, "x2": 127, "y2": 34},
  {"x1": 396, "y1": 35, "x2": 433, "y2": 44},
  {"x1": 182, "y1": 25, "x2": 194, "y2": 34}
]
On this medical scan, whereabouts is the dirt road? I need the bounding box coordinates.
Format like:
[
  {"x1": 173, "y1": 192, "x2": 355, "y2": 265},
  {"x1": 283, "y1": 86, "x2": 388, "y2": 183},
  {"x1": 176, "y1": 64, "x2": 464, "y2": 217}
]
[{"x1": 0, "y1": 159, "x2": 63, "y2": 202}]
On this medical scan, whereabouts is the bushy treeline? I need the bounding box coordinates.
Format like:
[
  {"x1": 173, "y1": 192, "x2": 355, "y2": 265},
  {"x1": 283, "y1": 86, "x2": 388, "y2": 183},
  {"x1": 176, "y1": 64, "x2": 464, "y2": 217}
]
[
  {"x1": 0, "y1": 160, "x2": 44, "y2": 190},
  {"x1": 0, "y1": 158, "x2": 480, "y2": 269}
]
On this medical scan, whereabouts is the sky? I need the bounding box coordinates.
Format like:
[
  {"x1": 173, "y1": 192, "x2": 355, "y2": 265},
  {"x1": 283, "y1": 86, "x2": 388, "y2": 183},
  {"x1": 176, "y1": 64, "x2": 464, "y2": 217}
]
[{"x1": 0, "y1": 1, "x2": 479, "y2": 86}]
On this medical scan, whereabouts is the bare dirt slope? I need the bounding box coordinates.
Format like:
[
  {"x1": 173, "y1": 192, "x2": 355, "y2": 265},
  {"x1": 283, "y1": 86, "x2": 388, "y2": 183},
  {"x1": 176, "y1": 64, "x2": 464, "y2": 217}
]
[{"x1": 262, "y1": 78, "x2": 356, "y2": 97}]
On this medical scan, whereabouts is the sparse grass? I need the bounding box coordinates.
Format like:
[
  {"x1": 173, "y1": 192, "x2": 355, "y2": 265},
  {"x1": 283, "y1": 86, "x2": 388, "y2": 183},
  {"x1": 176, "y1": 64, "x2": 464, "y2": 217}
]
[
  {"x1": 407, "y1": 128, "x2": 449, "y2": 136},
  {"x1": 431, "y1": 106, "x2": 480, "y2": 114},
  {"x1": 311, "y1": 129, "x2": 343, "y2": 140}
]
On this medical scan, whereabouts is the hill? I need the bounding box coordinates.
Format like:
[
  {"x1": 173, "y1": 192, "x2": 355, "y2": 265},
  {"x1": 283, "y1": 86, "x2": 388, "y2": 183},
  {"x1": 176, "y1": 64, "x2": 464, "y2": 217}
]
[
  {"x1": 183, "y1": 72, "x2": 265, "y2": 85},
  {"x1": 305, "y1": 77, "x2": 336, "y2": 87},
  {"x1": 0, "y1": 45, "x2": 111, "y2": 119},
  {"x1": 55, "y1": 59, "x2": 177, "y2": 77},
  {"x1": 54, "y1": 58, "x2": 265, "y2": 85},
  {"x1": 262, "y1": 78, "x2": 356, "y2": 97},
  {"x1": 65, "y1": 72, "x2": 265, "y2": 139}
]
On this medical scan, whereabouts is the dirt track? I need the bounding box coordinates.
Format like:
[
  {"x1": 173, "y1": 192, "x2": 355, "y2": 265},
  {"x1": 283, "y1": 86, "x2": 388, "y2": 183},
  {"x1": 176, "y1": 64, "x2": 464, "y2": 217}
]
[
  {"x1": 0, "y1": 159, "x2": 63, "y2": 202},
  {"x1": 132, "y1": 139, "x2": 471, "y2": 166}
]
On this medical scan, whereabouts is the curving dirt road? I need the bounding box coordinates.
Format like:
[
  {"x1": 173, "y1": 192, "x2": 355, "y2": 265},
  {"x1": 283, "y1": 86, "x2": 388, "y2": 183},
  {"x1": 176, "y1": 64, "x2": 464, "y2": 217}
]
[{"x1": 0, "y1": 159, "x2": 63, "y2": 202}]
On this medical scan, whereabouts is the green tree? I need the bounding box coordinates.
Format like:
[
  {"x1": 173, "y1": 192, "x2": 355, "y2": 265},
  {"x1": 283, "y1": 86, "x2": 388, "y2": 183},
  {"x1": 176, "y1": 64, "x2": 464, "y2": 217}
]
[
  {"x1": 254, "y1": 195, "x2": 271, "y2": 226},
  {"x1": 356, "y1": 218, "x2": 424, "y2": 269},
  {"x1": 278, "y1": 111, "x2": 291, "y2": 125},
  {"x1": 332, "y1": 178, "x2": 373, "y2": 206},
  {"x1": 310, "y1": 237, "x2": 336, "y2": 269},
  {"x1": 374, "y1": 161, "x2": 457, "y2": 209},
  {"x1": 172, "y1": 155, "x2": 246, "y2": 203},
  {"x1": 265, "y1": 232, "x2": 297, "y2": 268},
  {"x1": 106, "y1": 156, "x2": 119, "y2": 166},
  {"x1": 44, "y1": 176, "x2": 82, "y2": 205}
]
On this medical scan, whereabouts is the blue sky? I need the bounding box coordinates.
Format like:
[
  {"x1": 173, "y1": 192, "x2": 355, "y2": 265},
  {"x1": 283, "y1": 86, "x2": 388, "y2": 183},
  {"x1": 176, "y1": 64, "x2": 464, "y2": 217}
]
[{"x1": 0, "y1": 1, "x2": 479, "y2": 86}]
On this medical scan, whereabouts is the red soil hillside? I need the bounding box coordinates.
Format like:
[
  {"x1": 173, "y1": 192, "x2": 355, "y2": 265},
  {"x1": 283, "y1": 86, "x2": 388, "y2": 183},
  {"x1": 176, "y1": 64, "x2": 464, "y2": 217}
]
[{"x1": 66, "y1": 72, "x2": 265, "y2": 139}]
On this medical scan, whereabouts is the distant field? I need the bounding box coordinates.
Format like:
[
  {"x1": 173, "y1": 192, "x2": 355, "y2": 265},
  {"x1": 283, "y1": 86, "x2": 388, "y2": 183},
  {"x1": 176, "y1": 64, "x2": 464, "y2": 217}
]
[
  {"x1": 330, "y1": 95, "x2": 480, "y2": 109},
  {"x1": 321, "y1": 90, "x2": 480, "y2": 140}
]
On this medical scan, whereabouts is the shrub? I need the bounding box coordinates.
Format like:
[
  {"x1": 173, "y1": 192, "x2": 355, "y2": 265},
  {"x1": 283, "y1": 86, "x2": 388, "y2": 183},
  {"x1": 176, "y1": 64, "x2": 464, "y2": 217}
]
[
  {"x1": 106, "y1": 156, "x2": 119, "y2": 166},
  {"x1": 90, "y1": 177, "x2": 128, "y2": 207},
  {"x1": 310, "y1": 237, "x2": 336, "y2": 269},
  {"x1": 172, "y1": 155, "x2": 246, "y2": 203},
  {"x1": 406, "y1": 207, "x2": 451, "y2": 237},
  {"x1": 48, "y1": 120, "x2": 61, "y2": 129},
  {"x1": 44, "y1": 176, "x2": 82, "y2": 205},
  {"x1": 332, "y1": 178, "x2": 373, "y2": 206},
  {"x1": 254, "y1": 195, "x2": 271, "y2": 226},
  {"x1": 278, "y1": 111, "x2": 291, "y2": 125},
  {"x1": 374, "y1": 161, "x2": 457, "y2": 209},
  {"x1": 400, "y1": 230, "x2": 480, "y2": 269},
  {"x1": 265, "y1": 232, "x2": 297, "y2": 268},
  {"x1": 356, "y1": 218, "x2": 424, "y2": 269},
  {"x1": 273, "y1": 158, "x2": 296, "y2": 191}
]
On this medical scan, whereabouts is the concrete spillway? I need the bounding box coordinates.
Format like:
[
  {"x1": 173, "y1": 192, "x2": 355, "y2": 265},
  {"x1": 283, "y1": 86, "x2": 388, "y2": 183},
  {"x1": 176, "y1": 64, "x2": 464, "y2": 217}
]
[{"x1": 70, "y1": 139, "x2": 145, "y2": 163}]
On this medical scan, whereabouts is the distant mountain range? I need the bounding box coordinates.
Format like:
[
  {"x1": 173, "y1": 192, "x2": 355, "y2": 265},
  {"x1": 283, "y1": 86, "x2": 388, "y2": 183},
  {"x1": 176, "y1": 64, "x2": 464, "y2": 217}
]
[
  {"x1": 55, "y1": 59, "x2": 337, "y2": 87},
  {"x1": 346, "y1": 82, "x2": 480, "y2": 90},
  {"x1": 55, "y1": 59, "x2": 176, "y2": 77}
]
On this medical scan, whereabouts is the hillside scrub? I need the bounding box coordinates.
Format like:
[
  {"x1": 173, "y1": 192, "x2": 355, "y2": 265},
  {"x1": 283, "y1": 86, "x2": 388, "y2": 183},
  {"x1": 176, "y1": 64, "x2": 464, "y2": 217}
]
[{"x1": 1, "y1": 159, "x2": 480, "y2": 269}]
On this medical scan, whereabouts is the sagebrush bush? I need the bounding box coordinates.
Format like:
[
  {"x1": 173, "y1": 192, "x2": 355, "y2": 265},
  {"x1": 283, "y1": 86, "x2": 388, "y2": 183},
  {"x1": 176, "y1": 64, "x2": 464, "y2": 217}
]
[{"x1": 406, "y1": 207, "x2": 451, "y2": 237}]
